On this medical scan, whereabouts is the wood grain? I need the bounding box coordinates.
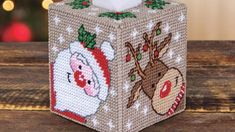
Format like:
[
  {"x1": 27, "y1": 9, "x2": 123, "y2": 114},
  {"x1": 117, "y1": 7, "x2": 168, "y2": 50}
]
[
  {"x1": 188, "y1": 41, "x2": 235, "y2": 67},
  {"x1": 0, "y1": 111, "x2": 234, "y2": 132},
  {"x1": 0, "y1": 43, "x2": 48, "y2": 65},
  {"x1": 0, "y1": 41, "x2": 234, "y2": 112},
  {"x1": 187, "y1": 41, "x2": 235, "y2": 112}
]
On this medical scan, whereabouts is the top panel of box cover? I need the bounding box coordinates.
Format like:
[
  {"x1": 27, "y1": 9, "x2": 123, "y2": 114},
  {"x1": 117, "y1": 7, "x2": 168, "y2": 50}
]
[{"x1": 49, "y1": 0, "x2": 186, "y2": 27}]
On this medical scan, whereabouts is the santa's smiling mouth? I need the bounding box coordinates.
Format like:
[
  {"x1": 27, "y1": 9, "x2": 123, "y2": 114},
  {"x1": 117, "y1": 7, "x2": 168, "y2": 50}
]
[{"x1": 67, "y1": 72, "x2": 72, "y2": 83}]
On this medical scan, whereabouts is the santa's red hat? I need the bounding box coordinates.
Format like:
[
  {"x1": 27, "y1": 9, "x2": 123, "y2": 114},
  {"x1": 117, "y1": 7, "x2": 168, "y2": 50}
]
[{"x1": 69, "y1": 41, "x2": 115, "y2": 101}]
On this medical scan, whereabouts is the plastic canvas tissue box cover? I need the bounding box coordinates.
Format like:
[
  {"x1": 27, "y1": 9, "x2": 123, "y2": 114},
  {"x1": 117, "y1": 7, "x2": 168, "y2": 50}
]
[{"x1": 49, "y1": 0, "x2": 187, "y2": 131}]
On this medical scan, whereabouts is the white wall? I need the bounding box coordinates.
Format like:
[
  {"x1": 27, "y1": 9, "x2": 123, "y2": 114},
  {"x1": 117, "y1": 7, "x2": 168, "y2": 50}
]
[{"x1": 180, "y1": 0, "x2": 235, "y2": 40}]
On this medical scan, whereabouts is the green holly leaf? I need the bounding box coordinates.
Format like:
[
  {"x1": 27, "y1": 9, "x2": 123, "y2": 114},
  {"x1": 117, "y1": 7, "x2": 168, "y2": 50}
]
[
  {"x1": 78, "y1": 25, "x2": 87, "y2": 42},
  {"x1": 78, "y1": 24, "x2": 85, "y2": 33},
  {"x1": 78, "y1": 35, "x2": 84, "y2": 42},
  {"x1": 84, "y1": 32, "x2": 90, "y2": 44},
  {"x1": 144, "y1": 0, "x2": 169, "y2": 10},
  {"x1": 86, "y1": 40, "x2": 96, "y2": 49},
  {"x1": 126, "y1": 12, "x2": 137, "y2": 18},
  {"x1": 99, "y1": 12, "x2": 137, "y2": 20},
  {"x1": 85, "y1": 33, "x2": 96, "y2": 49},
  {"x1": 67, "y1": 0, "x2": 91, "y2": 9},
  {"x1": 77, "y1": 25, "x2": 97, "y2": 49}
]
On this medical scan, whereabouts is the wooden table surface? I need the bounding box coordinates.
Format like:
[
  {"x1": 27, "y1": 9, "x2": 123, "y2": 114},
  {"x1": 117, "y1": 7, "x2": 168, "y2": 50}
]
[{"x1": 0, "y1": 41, "x2": 234, "y2": 132}]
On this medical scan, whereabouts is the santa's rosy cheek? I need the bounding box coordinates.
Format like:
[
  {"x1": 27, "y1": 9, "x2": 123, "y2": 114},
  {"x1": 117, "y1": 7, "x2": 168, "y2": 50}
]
[
  {"x1": 70, "y1": 54, "x2": 80, "y2": 72},
  {"x1": 84, "y1": 86, "x2": 99, "y2": 97},
  {"x1": 70, "y1": 60, "x2": 84, "y2": 72},
  {"x1": 84, "y1": 87, "x2": 93, "y2": 96}
]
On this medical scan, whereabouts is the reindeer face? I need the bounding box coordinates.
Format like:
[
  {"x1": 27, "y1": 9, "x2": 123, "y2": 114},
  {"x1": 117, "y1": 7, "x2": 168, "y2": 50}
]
[
  {"x1": 141, "y1": 60, "x2": 169, "y2": 99},
  {"x1": 125, "y1": 22, "x2": 185, "y2": 116}
]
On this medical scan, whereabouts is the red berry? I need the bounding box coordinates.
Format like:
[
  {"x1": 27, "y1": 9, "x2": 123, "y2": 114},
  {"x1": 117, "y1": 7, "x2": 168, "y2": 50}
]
[
  {"x1": 143, "y1": 44, "x2": 148, "y2": 52},
  {"x1": 126, "y1": 54, "x2": 131, "y2": 62},
  {"x1": 154, "y1": 50, "x2": 159, "y2": 58},
  {"x1": 115, "y1": 12, "x2": 123, "y2": 15},
  {"x1": 81, "y1": 42, "x2": 85, "y2": 46},
  {"x1": 146, "y1": 1, "x2": 153, "y2": 5},
  {"x1": 82, "y1": 1, "x2": 88, "y2": 6}
]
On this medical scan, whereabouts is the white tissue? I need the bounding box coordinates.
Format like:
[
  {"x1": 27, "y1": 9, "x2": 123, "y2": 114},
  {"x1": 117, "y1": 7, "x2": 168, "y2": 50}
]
[{"x1": 93, "y1": 0, "x2": 142, "y2": 12}]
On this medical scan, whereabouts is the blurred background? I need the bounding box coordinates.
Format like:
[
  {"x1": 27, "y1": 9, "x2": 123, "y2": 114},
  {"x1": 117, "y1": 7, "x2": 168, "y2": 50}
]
[
  {"x1": 0, "y1": 0, "x2": 61, "y2": 42},
  {"x1": 0, "y1": 0, "x2": 235, "y2": 42}
]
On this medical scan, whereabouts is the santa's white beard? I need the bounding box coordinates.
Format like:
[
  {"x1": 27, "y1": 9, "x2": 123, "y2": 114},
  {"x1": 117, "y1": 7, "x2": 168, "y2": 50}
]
[{"x1": 53, "y1": 49, "x2": 101, "y2": 117}]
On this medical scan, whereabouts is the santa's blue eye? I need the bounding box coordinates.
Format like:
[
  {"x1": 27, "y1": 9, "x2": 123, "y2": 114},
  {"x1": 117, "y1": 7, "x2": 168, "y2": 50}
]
[{"x1": 78, "y1": 65, "x2": 82, "y2": 70}]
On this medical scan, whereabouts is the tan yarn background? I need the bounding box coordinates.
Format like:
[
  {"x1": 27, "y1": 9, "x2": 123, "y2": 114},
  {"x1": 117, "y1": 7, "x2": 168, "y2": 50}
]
[{"x1": 49, "y1": 0, "x2": 187, "y2": 131}]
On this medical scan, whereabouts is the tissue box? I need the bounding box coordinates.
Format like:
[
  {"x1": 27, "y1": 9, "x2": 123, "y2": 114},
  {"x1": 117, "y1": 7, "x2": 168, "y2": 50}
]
[{"x1": 49, "y1": 0, "x2": 187, "y2": 131}]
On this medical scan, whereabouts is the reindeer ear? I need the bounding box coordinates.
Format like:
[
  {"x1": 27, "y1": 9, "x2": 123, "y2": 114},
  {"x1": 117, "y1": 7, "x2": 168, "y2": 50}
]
[
  {"x1": 158, "y1": 33, "x2": 172, "y2": 58},
  {"x1": 158, "y1": 43, "x2": 169, "y2": 58}
]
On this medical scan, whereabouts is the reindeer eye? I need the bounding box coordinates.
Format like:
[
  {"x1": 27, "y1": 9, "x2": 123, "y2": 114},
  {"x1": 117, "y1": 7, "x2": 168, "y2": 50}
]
[
  {"x1": 158, "y1": 72, "x2": 161, "y2": 77},
  {"x1": 152, "y1": 84, "x2": 155, "y2": 88},
  {"x1": 78, "y1": 65, "x2": 82, "y2": 70},
  {"x1": 88, "y1": 80, "x2": 91, "y2": 85}
]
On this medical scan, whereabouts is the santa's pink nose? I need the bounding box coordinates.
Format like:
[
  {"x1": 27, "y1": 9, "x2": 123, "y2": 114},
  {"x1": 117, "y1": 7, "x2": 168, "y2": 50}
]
[{"x1": 74, "y1": 71, "x2": 86, "y2": 88}]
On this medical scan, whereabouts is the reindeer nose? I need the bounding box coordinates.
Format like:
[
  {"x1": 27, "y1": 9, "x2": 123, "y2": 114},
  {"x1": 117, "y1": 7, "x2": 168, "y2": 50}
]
[
  {"x1": 74, "y1": 71, "x2": 87, "y2": 88},
  {"x1": 160, "y1": 80, "x2": 172, "y2": 99}
]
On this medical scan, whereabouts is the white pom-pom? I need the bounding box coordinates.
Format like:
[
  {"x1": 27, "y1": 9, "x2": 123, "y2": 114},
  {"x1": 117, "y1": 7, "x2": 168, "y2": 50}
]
[
  {"x1": 101, "y1": 41, "x2": 115, "y2": 61},
  {"x1": 69, "y1": 41, "x2": 80, "y2": 54}
]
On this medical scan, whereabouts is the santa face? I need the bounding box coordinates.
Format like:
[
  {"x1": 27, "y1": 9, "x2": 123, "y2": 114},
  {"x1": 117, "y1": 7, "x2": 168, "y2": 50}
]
[
  {"x1": 52, "y1": 41, "x2": 114, "y2": 118},
  {"x1": 53, "y1": 49, "x2": 102, "y2": 117},
  {"x1": 70, "y1": 53, "x2": 100, "y2": 97}
]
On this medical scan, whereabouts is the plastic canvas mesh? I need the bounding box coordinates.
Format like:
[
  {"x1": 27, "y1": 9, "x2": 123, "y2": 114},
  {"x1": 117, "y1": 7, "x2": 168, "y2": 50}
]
[{"x1": 49, "y1": 0, "x2": 187, "y2": 131}]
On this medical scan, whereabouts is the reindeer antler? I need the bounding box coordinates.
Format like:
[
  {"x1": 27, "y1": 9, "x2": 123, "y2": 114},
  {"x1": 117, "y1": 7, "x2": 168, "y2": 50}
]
[
  {"x1": 127, "y1": 80, "x2": 142, "y2": 108},
  {"x1": 125, "y1": 42, "x2": 146, "y2": 79},
  {"x1": 158, "y1": 33, "x2": 172, "y2": 52},
  {"x1": 156, "y1": 33, "x2": 172, "y2": 59},
  {"x1": 143, "y1": 22, "x2": 162, "y2": 66}
]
